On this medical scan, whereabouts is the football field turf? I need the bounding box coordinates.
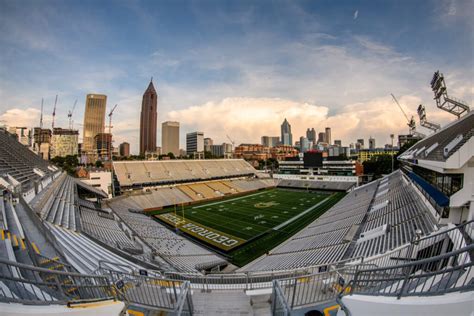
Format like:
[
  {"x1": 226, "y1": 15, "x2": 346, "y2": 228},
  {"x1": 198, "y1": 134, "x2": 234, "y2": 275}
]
[{"x1": 152, "y1": 188, "x2": 345, "y2": 266}]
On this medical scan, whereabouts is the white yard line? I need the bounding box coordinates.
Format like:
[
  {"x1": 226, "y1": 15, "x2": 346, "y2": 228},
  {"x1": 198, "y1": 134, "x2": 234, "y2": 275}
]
[
  {"x1": 192, "y1": 190, "x2": 272, "y2": 209},
  {"x1": 272, "y1": 195, "x2": 332, "y2": 231}
]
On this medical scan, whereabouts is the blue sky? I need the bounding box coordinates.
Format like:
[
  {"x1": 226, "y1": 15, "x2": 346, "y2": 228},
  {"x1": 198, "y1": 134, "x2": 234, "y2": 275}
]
[{"x1": 1, "y1": 0, "x2": 473, "y2": 154}]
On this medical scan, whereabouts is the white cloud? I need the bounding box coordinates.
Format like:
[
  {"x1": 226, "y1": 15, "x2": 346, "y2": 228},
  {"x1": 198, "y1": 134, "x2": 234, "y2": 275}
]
[
  {"x1": 354, "y1": 10, "x2": 359, "y2": 20},
  {"x1": 0, "y1": 108, "x2": 42, "y2": 128},
  {"x1": 165, "y1": 95, "x2": 459, "y2": 148}
]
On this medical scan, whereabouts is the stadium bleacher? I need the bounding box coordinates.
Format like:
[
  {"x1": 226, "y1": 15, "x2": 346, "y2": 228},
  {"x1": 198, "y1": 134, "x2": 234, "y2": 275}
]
[
  {"x1": 241, "y1": 171, "x2": 438, "y2": 271},
  {"x1": 113, "y1": 159, "x2": 256, "y2": 188},
  {"x1": 107, "y1": 197, "x2": 227, "y2": 272},
  {"x1": 277, "y1": 179, "x2": 355, "y2": 191},
  {"x1": 0, "y1": 129, "x2": 55, "y2": 191}
]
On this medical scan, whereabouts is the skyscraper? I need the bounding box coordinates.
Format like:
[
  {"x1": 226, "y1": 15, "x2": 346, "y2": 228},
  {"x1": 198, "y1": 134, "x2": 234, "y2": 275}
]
[
  {"x1": 325, "y1": 127, "x2": 331, "y2": 145},
  {"x1": 161, "y1": 121, "x2": 180, "y2": 157},
  {"x1": 280, "y1": 118, "x2": 293, "y2": 146},
  {"x1": 318, "y1": 132, "x2": 326, "y2": 143},
  {"x1": 306, "y1": 128, "x2": 316, "y2": 143},
  {"x1": 369, "y1": 136, "x2": 376, "y2": 149},
  {"x1": 82, "y1": 94, "x2": 107, "y2": 163},
  {"x1": 140, "y1": 80, "x2": 158, "y2": 155},
  {"x1": 186, "y1": 132, "x2": 204, "y2": 155}
]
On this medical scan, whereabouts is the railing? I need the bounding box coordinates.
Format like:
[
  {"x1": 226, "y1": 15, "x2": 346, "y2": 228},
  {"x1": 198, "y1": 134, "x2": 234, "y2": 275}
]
[
  {"x1": 349, "y1": 244, "x2": 474, "y2": 298},
  {"x1": 0, "y1": 257, "x2": 114, "y2": 305},
  {"x1": 102, "y1": 267, "x2": 193, "y2": 315},
  {"x1": 271, "y1": 280, "x2": 290, "y2": 316},
  {"x1": 268, "y1": 222, "x2": 473, "y2": 312},
  {"x1": 164, "y1": 256, "x2": 365, "y2": 291},
  {"x1": 271, "y1": 264, "x2": 364, "y2": 310},
  {"x1": 361, "y1": 220, "x2": 473, "y2": 269}
]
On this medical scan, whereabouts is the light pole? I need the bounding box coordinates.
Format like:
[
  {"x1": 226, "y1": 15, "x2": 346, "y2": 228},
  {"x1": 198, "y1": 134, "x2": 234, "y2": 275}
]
[{"x1": 390, "y1": 134, "x2": 394, "y2": 173}]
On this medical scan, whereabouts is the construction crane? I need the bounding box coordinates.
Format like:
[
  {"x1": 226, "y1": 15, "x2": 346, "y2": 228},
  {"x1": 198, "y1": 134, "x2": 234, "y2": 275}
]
[
  {"x1": 51, "y1": 95, "x2": 58, "y2": 130},
  {"x1": 417, "y1": 104, "x2": 440, "y2": 132},
  {"x1": 68, "y1": 99, "x2": 77, "y2": 130},
  {"x1": 40, "y1": 98, "x2": 44, "y2": 129},
  {"x1": 391, "y1": 93, "x2": 425, "y2": 138},
  {"x1": 108, "y1": 104, "x2": 118, "y2": 134},
  {"x1": 226, "y1": 134, "x2": 235, "y2": 147}
]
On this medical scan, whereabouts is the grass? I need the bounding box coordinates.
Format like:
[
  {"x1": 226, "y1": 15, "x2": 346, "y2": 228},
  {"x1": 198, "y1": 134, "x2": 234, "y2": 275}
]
[{"x1": 151, "y1": 188, "x2": 345, "y2": 267}]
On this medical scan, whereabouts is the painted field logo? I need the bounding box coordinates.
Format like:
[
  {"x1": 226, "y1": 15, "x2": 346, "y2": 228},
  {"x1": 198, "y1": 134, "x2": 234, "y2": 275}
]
[{"x1": 254, "y1": 201, "x2": 280, "y2": 208}]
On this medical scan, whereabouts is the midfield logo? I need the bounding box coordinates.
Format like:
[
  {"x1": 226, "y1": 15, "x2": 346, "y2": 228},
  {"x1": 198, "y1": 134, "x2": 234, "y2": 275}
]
[{"x1": 254, "y1": 201, "x2": 280, "y2": 208}]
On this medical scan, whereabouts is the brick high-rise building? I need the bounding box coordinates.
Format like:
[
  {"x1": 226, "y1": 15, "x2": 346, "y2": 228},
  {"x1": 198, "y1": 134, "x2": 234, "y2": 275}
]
[
  {"x1": 119, "y1": 142, "x2": 130, "y2": 157},
  {"x1": 140, "y1": 80, "x2": 158, "y2": 155}
]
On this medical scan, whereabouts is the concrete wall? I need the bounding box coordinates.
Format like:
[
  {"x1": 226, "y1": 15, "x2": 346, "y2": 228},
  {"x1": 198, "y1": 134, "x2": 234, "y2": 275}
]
[{"x1": 338, "y1": 292, "x2": 474, "y2": 316}]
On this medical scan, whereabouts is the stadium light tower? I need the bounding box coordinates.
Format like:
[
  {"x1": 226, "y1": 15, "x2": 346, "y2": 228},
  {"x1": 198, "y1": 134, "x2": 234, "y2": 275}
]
[
  {"x1": 390, "y1": 134, "x2": 394, "y2": 173},
  {"x1": 417, "y1": 104, "x2": 440, "y2": 132},
  {"x1": 430, "y1": 70, "x2": 470, "y2": 118}
]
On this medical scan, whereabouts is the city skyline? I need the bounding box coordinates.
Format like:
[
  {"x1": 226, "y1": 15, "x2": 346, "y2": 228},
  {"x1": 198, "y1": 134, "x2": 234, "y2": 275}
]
[{"x1": 0, "y1": 0, "x2": 473, "y2": 154}]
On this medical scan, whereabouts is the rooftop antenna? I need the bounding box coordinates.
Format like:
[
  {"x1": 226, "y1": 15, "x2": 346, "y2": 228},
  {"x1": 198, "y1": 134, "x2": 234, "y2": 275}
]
[
  {"x1": 51, "y1": 95, "x2": 58, "y2": 130},
  {"x1": 68, "y1": 99, "x2": 77, "y2": 129},
  {"x1": 430, "y1": 70, "x2": 470, "y2": 118},
  {"x1": 417, "y1": 104, "x2": 440, "y2": 132},
  {"x1": 40, "y1": 98, "x2": 44, "y2": 129},
  {"x1": 391, "y1": 93, "x2": 425, "y2": 138}
]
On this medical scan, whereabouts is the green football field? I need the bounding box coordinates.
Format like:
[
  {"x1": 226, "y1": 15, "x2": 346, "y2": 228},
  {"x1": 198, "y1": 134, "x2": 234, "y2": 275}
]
[{"x1": 152, "y1": 188, "x2": 345, "y2": 267}]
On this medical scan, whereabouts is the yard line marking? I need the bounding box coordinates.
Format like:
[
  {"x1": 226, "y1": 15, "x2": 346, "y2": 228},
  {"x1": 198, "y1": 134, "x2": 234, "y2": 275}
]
[
  {"x1": 273, "y1": 195, "x2": 332, "y2": 231},
  {"x1": 192, "y1": 190, "x2": 272, "y2": 209}
]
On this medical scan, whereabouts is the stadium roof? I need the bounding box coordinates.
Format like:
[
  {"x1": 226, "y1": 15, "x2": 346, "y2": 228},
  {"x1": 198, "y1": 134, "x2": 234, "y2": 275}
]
[{"x1": 399, "y1": 111, "x2": 473, "y2": 163}]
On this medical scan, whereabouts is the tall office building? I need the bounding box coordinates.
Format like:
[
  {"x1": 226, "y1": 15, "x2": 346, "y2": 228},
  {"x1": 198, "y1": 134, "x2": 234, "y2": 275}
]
[
  {"x1": 33, "y1": 128, "x2": 52, "y2": 160},
  {"x1": 261, "y1": 136, "x2": 280, "y2": 147},
  {"x1": 357, "y1": 139, "x2": 365, "y2": 148},
  {"x1": 318, "y1": 132, "x2": 326, "y2": 144},
  {"x1": 334, "y1": 140, "x2": 342, "y2": 147},
  {"x1": 299, "y1": 136, "x2": 310, "y2": 152},
  {"x1": 306, "y1": 128, "x2": 316, "y2": 143},
  {"x1": 119, "y1": 142, "x2": 130, "y2": 157},
  {"x1": 51, "y1": 128, "x2": 79, "y2": 158},
  {"x1": 325, "y1": 127, "x2": 331, "y2": 145},
  {"x1": 281, "y1": 118, "x2": 293, "y2": 146},
  {"x1": 204, "y1": 138, "x2": 213, "y2": 152},
  {"x1": 8, "y1": 127, "x2": 30, "y2": 146},
  {"x1": 369, "y1": 136, "x2": 376, "y2": 150},
  {"x1": 161, "y1": 121, "x2": 180, "y2": 157},
  {"x1": 140, "y1": 80, "x2": 158, "y2": 155},
  {"x1": 95, "y1": 133, "x2": 112, "y2": 161},
  {"x1": 82, "y1": 94, "x2": 107, "y2": 163},
  {"x1": 186, "y1": 132, "x2": 204, "y2": 155}
]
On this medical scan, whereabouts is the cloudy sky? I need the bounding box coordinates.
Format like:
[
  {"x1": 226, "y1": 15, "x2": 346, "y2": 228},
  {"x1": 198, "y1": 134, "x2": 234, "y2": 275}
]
[{"x1": 1, "y1": 0, "x2": 473, "y2": 154}]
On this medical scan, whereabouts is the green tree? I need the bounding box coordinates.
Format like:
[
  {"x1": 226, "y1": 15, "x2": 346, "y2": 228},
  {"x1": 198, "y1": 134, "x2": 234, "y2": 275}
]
[{"x1": 50, "y1": 155, "x2": 79, "y2": 175}]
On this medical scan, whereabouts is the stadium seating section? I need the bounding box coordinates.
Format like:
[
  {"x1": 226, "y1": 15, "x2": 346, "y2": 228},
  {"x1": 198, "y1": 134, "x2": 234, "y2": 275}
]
[
  {"x1": 241, "y1": 171, "x2": 438, "y2": 271},
  {"x1": 113, "y1": 159, "x2": 256, "y2": 187}
]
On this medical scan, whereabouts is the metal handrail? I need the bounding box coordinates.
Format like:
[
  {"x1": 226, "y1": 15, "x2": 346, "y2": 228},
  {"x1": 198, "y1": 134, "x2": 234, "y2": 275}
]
[
  {"x1": 355, "y1": 243, "x2": 473, "y2": 273},
  {"x1": 0, "y1": 257, "x2": 115, "y2": 305},
  {"x1": 349, "y1": 244, "x2": 474, "y2": 299}
]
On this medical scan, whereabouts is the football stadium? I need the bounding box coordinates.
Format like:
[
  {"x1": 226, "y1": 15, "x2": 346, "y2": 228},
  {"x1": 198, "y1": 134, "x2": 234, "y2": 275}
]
[{"x1": 0, "y1": 88, "x2": 473, "y2": 316}]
